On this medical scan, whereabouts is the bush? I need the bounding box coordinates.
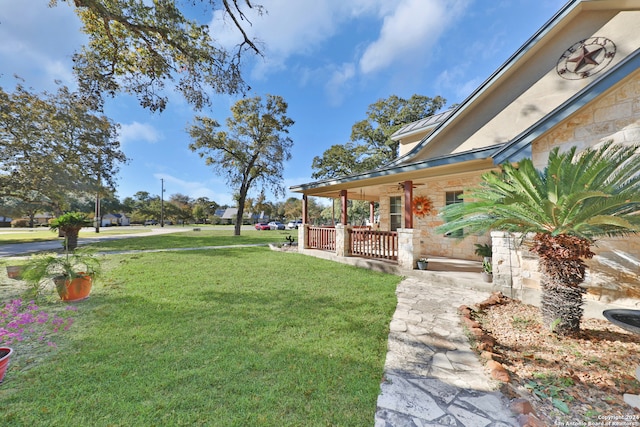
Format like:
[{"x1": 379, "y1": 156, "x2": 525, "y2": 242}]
[{"x1": 11, "y1": 219, "x2": 30, "y2": 228}]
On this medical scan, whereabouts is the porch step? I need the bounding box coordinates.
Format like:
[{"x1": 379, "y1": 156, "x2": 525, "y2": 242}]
[
  {"x1": 299, "y1": 249, "x2": 494, "y2": 293},
  {"x1": 406, "y1": 268, "x2": 494, "y2": 293},
  {"x1": 407, "y1": 256, "x2": 493, "y2": 292}
]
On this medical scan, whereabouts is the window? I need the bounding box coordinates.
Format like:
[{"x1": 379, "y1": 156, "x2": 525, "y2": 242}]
[
  {"x1": 445, "y1": 191, "x2": 463, "y2": 237},
  {"x1": 390, "y1": 196, "x2": 402, "y2": 231},
  {"x1": 446, "y1": 191, "x2": 463, "y2": 205}
]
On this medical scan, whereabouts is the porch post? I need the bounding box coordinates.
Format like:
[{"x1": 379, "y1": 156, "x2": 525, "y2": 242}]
[
  {"x1": 298, "y1": 224, "x2": 308, "y2": 251},
  {"x1": 298, "y1": 194, "x2": 309, "y2": 252},
  {"x1": 397, "y1": 228, "x2": 420, "y2": 269},
  {"x1": 340, "y1": 190, "x2": 348, "y2": 225},
  {"x1": 302, "y1": 194, "x2": 308, "y2": 224},
  {"x1": 369, "y1": 201, "x2": 375, "y2": 225},
  {"x1": 403, "y1": 181, "x2": 413, "y2": 229},
  {"x1": 335, "y1": 223, "x2": 350, "y2": 257}
]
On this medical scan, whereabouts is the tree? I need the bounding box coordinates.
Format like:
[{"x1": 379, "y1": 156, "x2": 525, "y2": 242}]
[
  {"x1": 193, "y1": 196, "x2": 219, "y2": 223},
  {"x1": 52, "y1": 0, "x2": 263, "y2": 112},
  {"x1": 250, "y1": 190, "x2": 272, "y2": 220},
  {"x1": 311, "y1": 94, "x2": 446, "y2": 179},
  {"x1": 168, "y1": 193, "x2": 193, "y2": 224},
  {"x1": 188, "y1": 95, "x2": 294, "y2": 235},
  {"x1": 282, "y1": 197, "x2": 301, "y2": 220},
  {"x1": 0, "y1": 83, "x2": 127, "y2": 213},
  {"x1": 311, "y1": 143, "x2": 367, "y2": 179},
  {"x1": 437, "y1": 142, "x2": 640, "y2": 336}
]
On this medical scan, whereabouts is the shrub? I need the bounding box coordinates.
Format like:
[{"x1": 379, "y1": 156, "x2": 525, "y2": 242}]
[{"x1": 11, "y1": 219, "x2": 30, "y2": 228}]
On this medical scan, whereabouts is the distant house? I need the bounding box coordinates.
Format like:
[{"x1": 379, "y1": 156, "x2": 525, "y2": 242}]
[
  {"x1": 219, "y1": 208, "x2": 237, "y2": 224},
  {"x1": 101, "y1": 213, "x2": 130, "y2": 227},
  {"x1": 219, "y1": 208, "x2": 268, "y2": 224},
  {"x1": 33, "y1": 213, "x2": 54, "y2": 226}
]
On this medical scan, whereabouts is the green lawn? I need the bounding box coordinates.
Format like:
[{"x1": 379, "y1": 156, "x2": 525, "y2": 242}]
[
  {"x1": 0, "y1": 227, "x2": 151, "y2": 245},
  {"x1": 0, "y1": 245, "x2": 399, "y2": 426},
  {"x1": 87, "y1": 228, "x2": 297, "y2": 251}
]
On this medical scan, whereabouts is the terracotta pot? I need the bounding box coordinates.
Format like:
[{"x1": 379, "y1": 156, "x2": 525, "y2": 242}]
[
  {"x1": 57, "y1": 274, "x2": 92, "y2": 301},
  {"x1": 6, "y1": 265, "x2": 23, "y2": 279},
  {"x1": 0, "y1": 347, "x2": 13, "y2": 384}
]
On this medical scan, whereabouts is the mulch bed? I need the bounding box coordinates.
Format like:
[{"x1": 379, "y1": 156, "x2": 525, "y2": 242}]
[{"x1": 466, "y1": 294, "x2": 640, "y2": 425}]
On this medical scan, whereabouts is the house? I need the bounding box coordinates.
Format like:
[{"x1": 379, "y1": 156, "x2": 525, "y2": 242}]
[
  {"x1": 219, "y1": 207, "x2": 269, "y2": 224},
  {"x1": 101, "y1": 213, "x2": 130, "y2": 227},
  {"x1": 33, "y1": 213, "x2": 54, "y2": 226},
  {"x1": 290, "y1": 0, "x2": 640, "y2": 312}
]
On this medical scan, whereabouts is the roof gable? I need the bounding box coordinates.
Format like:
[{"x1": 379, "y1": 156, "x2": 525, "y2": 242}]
[
  {"x1": 392, "y1": 0, "x2": 640, "y2": 166},
  {"x1": 291, "y1": 0, "x2": 640, "y2": 196}
]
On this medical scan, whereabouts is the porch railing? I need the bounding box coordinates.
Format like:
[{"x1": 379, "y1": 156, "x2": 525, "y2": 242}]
[
  {"x1": 307, "y1": 226, "x2": 336, "y2": 251},
  {"x1": 349, "y1": 228, "x2": 398, "y2": 261}
]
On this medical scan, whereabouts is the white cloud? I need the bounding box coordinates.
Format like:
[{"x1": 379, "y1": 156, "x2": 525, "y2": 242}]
[
  {"x1": 325, "y1": 63, "x2": 356, "y2": 106},
  {"x1": 359, "y1": 0, "x2": 469, "y2": 75},
  {"x1": 0, "y1": 2, "x2": 83, "y2": 89},
  {"x1": 210, "y1": 0, "x2": 352, "y2": 76},
  {"x1": 206, "y1": 0, "x2": 471, "y2": 101},
  {"x1": 119, "y1": 122, "x2": 162, "y2": 145}
]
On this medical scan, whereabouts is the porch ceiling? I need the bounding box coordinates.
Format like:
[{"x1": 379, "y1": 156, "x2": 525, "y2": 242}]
[{"x1": 292, "y1": 158, "x2": 495, "y2": 201}]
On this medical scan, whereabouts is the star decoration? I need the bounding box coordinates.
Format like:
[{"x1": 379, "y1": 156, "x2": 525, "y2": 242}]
[{"x1": 567, "y1": 45, "x2": 604, "y2": 73}]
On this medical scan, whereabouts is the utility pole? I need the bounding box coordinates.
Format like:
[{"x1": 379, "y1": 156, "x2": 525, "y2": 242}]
[
  {"x1": 95, "y1": 189, "x2": 100, "y2": 233},
  {"x1": 95, "y1": 164, "x2": 101, "y2": 233},
  {"x1": 161, "y1": 178, "x2": 165, "y2": 227}
]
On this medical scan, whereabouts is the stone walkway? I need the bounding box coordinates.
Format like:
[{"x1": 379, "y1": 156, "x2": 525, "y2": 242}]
[{"x1": 375, "y1": 276, "x2": 519, "y2": 426}]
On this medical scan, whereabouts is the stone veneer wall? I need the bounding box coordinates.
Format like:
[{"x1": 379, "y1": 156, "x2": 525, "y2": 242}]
[
  {"x1": 378, "y1": 171, "x2": 493, "y2": 261},
  {"x1": 494, "y1": 70, "x2": 640, "y2": 313}
]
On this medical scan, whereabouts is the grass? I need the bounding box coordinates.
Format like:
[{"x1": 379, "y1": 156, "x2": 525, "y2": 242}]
[
  {"x1": 87, "y1": 228, "x2": 297, "y2": 251},
  {"x1": 0, "y1": 227, "x2": 150, "y2": 245},
  {"x1": 0, "y1": 242, "x2": 399, "y2": 425}
]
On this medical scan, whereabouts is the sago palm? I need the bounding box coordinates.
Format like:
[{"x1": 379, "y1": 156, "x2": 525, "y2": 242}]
[{"x1": 438, "y1": 142, "x2": 640, "y2": 336}]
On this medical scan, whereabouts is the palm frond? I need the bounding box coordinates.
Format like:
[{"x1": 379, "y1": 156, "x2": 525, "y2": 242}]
[{"x1": 437, "y1": 142, "x2": 640, "y2": 240}]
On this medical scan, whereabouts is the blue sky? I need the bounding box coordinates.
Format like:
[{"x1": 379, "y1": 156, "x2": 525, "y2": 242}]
[{"x1": 0, "y1": 0, "x2": 566, "y2": 206}]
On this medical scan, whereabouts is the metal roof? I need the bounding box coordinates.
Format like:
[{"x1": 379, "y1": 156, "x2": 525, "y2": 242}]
[{"x1": 391, "y1": 109, "x2": 455, "y2": 140}]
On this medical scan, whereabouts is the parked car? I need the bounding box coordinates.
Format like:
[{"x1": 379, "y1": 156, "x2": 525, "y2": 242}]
[
  {"x1": 144, "y1": 220, "x2": 158, "y2": 226},
  {"x1": 286, "y1": 220, "x2": 303, "y2": 229},
  {"x1": 268, "y1": 221, "x2": 285, "y2": 230},
  {"x1": 255, "y1": 222, "x2": 270, "y2": 230}
]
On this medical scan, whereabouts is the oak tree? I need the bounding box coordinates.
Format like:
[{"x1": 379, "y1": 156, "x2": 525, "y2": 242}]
[
  {"x1": 311, "y1": 94, "x2": 447, "y2": 179},
  {"x1": 51, "y1": 0, "x2": 264, "y2": 112},
  {"x1": 0, "y1": 83, "x2": 127, "y2": 215},
  {"x1": 188, "y1": 95, "x2": 294, "y2": 235}
]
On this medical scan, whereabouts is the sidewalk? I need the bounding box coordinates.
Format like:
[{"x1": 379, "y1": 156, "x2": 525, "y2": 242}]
[{"x1": 374, "y1": 276, "x2": 519, "y2": 426}]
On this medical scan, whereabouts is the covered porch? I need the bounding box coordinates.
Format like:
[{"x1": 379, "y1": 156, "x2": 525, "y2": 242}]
[{"x1": 291, "y1": 148, "x2": 499, "y2": 270}]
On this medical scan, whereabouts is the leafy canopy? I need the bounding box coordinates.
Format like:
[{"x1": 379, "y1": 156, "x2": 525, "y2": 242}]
[
  {"x1": 311, "y1": 94, "x2": 446, "y2": 179},
  {"x1": 438, "y1": 142, "x2": 640, "y2": 241},
  {"x1": 0, "y1": 82, "x2": 127, "y2": 213},
  {"x1": 188, "y1": 94, "x2": 294, "y2": 235},
  {"x1": 52, "y1": 0, "x2": 263, "y2": 112}
]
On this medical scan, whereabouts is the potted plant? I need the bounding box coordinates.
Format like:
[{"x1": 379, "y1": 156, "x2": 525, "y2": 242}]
[
  {"x1": 417, "y1": 258, "x2": 428, "y2": 270},
  {"x1": 5, "y1": 264, "x2": 23, "y2": 279},
  {"x1": 50, "y1": 212, "x2": 91, "y2": 251},
  {"x1": 22, "y1": 249, "x2": 101, "y2": 301},
  {"x1": 481, "y1": 258, "x2": 493, "y2": 282},
  {"x1": 0, "y1": 347, "x2": 13, "y2": 383},
  {"x1": 474, "y1": 243, "x2": 492, "y2": 260}
]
